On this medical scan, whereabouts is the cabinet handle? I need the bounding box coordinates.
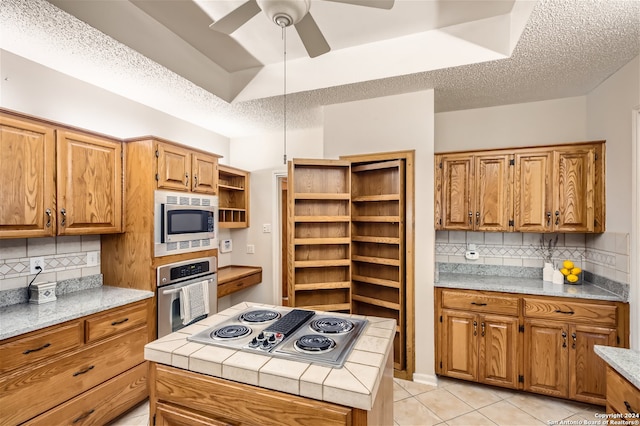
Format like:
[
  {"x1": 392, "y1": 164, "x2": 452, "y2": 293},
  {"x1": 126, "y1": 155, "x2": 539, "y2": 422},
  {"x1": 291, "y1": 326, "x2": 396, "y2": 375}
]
[
  {"x1": 468, "y1": 211, "x2": 472, "y2": 225},
  {"x1": 476, "y1": 211, "x2": 480, "y2": 225},
  {"x1": 571, "y1": 332, "x2": 576, "y2": 349},
  {"x1": 194, "y1": 174, "x2": 198, "y2": 187},
  {"x1": 562, "y1": 331, "x2": 567, "y2": 348},
  {"x1": 624, "y1": 401, "x2": 637, "y2": 414},
  {"x1": 546, "y1": 212, "x2": 551, "y2": 226},
  {"x1": 185, "y1": 173, "x2": 189, "y2": 187},
  {"x1": 72, "y1": 409, "x2": 95, "y2": 424},
  {"x1": 60, "y1": 208, "x2": 67, "y2": 227},
  {"x1": 555, "y1": 211, "x2": 560, "y2": 225},
  {"x1": 481, "y1": 322, "x2": 485, "y2": 337},
  {"x1": 45, "y1": 208, "x2": 52, "y2": 228},
  {"x1": 473, "y1": 320, "x2": 478, "y2": 336},
  {"x1": 73, "y1": 365, "x2": 95, "y2": 377},
  {"x1": 471, "y1": 302, "x2": 487, "y2": 306},
  {"x1": 23, "y1": 342, "x2": 51, "y2": 355},
  {"x1": 111, "y1": 317, "x2": 129, "y2": 326},
  {"x1": 555, "y1": 309, "x2": 575, "y2": 315}
]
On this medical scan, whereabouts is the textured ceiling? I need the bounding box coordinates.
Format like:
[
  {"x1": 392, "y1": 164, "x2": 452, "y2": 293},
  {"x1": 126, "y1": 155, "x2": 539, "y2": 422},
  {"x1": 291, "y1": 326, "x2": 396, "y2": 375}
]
[{"x1": 1, "y1": 0, "x2": 639, "y2": 138}]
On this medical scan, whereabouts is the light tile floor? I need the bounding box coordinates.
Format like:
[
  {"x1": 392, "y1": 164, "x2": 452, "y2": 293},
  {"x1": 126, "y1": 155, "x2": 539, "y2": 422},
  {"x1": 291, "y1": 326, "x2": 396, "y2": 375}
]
[{"x1": 109, "y1": 376, "x2": 605, "y2": 426}]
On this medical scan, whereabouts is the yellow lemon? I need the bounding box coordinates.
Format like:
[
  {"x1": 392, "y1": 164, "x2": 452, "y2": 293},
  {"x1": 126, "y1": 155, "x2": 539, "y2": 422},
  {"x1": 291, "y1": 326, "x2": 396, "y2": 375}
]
[
  {"x1": 566, "y1": 274, "x2": 579, "y2": 283},
  {"x1": 563, "y1": 260, "x2": 574, "y2": 270},
  {"x1": 560, "y1": 268, "x2": 570, "y2": 276},
  {"x1": 570, "y1": 267, "x2": 582, "y2": 275}
]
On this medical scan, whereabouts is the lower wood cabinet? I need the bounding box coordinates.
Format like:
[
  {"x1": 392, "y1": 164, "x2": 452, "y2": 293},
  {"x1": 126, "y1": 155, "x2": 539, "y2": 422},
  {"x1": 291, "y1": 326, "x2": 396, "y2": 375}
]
[
  {"x1": 605, "y1": 366, "x2": 640, "y2": 415},
  {"x1": 0, "y1": 299, "x2": 150, "y2": 425},
  {"x1": 435, "y1": 288, "x2": 629, "y2": 406}
]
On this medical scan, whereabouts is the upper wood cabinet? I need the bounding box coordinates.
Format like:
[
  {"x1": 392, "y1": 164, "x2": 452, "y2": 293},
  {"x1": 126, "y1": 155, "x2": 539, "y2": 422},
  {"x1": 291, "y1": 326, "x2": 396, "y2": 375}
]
[
  {"x1": 218, "y1": 164, "x2": 250, "y2": 228},
  {"x1": 0, "y1": 112, "x2": 123, "y2": 238},
  {"x1": 0, "y1": 114, "x2": 56, "y2": 238},
  {"x1": 435, "y1": 141, "x2": 605, "y2": 233},
  {"x1": 436, "y1": 152, "x2": 512, "y2": 232},
  {"x1": 156, "y1": 142, "x2": 219, "y2": 194},
  {"x1": 56, "y1": 130, "x2": 123, "y2": 235}
]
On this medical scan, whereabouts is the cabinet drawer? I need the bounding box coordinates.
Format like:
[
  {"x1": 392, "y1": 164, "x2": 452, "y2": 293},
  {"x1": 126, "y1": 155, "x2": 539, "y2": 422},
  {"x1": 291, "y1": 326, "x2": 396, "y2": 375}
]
[
  {"x1": 85, "y1": 301, "x2": 147, "y2": 343},
  {"x1": 0, "y1": 320, "x2": 83, "y2": 374},
  {"x1": 0, "y1": 326, "x2": 147, "y2": 425},
  {"x1": 24, "y1": 363, "x2": 148, "y2": 426},
  {"x1": 441, "y1": 290, "x2": 519, "y2": 315},
  {"x1": 607, "y1": 366, "x2": 640, "y2": 415},
  {"x1": 524, "y1": 297, "x2": 617, "y2": 326}
]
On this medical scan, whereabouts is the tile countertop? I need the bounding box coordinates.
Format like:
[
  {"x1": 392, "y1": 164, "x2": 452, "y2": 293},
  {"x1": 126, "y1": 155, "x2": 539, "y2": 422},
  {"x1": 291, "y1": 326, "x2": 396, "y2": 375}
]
[
  {"x1": 436, "y1": 273, "x2": 626, "y2": 302},
  {"x1": 144, "y1": 301, "x2": 396, "y2": 411},
  {"x1": 594, "y1": 346, "x2": 640, "y2": 390},
  {"x1": 0, "y1": 286, "x2": 154, "y2": 340}
]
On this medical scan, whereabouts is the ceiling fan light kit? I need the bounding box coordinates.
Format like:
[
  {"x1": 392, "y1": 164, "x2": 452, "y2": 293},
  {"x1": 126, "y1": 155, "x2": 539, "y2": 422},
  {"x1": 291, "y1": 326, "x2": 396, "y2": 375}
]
[{"x1": 257, "y1": 0, "x2": 310, "y2": 27}]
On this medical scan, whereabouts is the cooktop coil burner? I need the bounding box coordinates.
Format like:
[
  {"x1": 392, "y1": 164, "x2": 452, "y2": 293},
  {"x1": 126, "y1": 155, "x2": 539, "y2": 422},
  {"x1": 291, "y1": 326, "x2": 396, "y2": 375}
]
[
  {"x1": 294, "y1": 335, "x2": 336, "y2": 353},
  {"x1": 239, "y1": 309, "x2": 281, "y2": 323},
  {"x1": 212, "y1": 324, "x2": 252, "y2": 340},
  {"x1": 310, "y1": 317, "x2": 355, "y2": 334}
]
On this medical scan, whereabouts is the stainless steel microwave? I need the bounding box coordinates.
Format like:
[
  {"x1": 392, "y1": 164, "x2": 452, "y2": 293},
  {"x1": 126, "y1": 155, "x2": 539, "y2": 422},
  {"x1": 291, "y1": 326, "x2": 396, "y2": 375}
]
[{"x1": 154, "y1": 190, "x2": 218, "y2": 257}]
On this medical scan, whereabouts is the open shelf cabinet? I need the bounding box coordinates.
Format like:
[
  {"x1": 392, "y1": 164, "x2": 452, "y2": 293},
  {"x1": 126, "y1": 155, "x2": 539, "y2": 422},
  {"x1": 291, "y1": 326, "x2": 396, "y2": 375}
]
[
  {"x1": 288, "y1": 159, "x2": 352, "y2": 313},
  {"x1": 218, "y1": 164, "x2": 250, "y2": 228},
  {"x1": 286, "y1": 152, "x2": 415, "y2": 379}
]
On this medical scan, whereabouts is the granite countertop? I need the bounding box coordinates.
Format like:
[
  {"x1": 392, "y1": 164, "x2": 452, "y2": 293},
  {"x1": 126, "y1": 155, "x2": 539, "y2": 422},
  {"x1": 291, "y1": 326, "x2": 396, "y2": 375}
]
[
  {"x1": 144, "y1": 302, "x2": 396, "y2": 411},
  {"x1": 594, "y1": 345, "x2": 640, "y2": 390},
  {"x1": 436, "y1": 273, "x2": 625, "y2": 302},
  {"x1": 0, "y1": 286, "x2": 154, "y2": 340}
]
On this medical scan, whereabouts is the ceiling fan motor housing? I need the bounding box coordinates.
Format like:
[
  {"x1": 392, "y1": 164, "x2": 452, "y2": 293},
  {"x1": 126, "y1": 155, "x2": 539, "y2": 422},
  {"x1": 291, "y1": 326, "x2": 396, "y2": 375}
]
[{"x1": 256, "y1": 0, "x2": 311, "y2": 27}]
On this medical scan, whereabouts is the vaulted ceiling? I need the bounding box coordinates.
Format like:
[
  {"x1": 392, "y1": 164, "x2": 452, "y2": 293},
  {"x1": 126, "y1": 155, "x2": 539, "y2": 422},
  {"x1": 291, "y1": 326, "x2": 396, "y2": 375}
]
[{"x1": 1, "y1": 0, "x2": 639, "y2": 137}]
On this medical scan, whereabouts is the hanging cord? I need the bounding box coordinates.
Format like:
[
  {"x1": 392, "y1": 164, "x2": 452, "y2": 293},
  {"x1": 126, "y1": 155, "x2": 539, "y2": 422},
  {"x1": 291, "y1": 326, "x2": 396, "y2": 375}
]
[
  {"x1": 282, "y1": 25, "x2": 287, "y2": 165},
  {"x1": 27, "y1": 265, "x2": 43, "y2": 300}
]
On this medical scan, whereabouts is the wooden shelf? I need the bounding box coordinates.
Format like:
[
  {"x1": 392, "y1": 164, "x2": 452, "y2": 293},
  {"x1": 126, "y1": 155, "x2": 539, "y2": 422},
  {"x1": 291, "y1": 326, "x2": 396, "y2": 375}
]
[
  {"x1": 293, "y1": 215, "x2": 351, "y2": 222},
  {"x1": 294, "y1": 237, "x2": 351, "y2": 245},
  {"x1": 296, "y1": 303, "x2": 351, "y2": 312},
  {"x1": 294, "y1": 193, "x2": 350, "y2": 200},
  {"x1": 351, "y1": 216, "x2": 401, "y2": 223},
  {"x1": 294, "y1": 259, "x2": 351, "y2": 268},
  {"x1": 351, "y1": 236, "x2": 400, "y2": 244},
  {"x1": 294, "y1": 281, "x2": 350, "y2": 291},
  {"x1": 351, "y1": 274, "x2": 400, "y2": 289},
  {"x1": 352, "y1": 194, "x2": 400, "y2": 202},
  {"x1": 351, "y1": 294, "x2": 400, "y2": 311},
  {"x1": 218, "y1": 165, "x2": 249, "y2": 228},
  {"x1": 352, "y1": 255, "x2": 400, "y2": 266}
]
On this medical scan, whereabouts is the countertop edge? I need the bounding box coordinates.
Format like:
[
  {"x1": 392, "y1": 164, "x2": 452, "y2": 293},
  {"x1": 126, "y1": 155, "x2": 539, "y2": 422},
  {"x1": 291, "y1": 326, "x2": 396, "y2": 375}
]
[
  {"x1": 594, "y1": 345, "x2": 640, "y2": 390},
  {"x1": 0, "y1": 286, "x2": 154, "y2": 341}
]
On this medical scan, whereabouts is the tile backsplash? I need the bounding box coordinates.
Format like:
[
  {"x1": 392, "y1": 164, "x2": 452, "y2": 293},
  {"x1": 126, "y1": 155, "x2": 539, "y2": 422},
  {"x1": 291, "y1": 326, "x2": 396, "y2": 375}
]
[
  {"x1": 0, "y1": 236, "x2": 101, "y2": 291},
  {"x1": 436, "y1": 231, "x2": 630, "y2": 285}
]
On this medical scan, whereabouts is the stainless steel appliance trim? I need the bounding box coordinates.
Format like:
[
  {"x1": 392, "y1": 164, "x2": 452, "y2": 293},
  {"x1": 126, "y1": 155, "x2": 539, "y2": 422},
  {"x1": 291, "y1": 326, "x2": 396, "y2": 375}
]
[{"x1": 156, "y1": 255, "x2": 217, "y2": 288}]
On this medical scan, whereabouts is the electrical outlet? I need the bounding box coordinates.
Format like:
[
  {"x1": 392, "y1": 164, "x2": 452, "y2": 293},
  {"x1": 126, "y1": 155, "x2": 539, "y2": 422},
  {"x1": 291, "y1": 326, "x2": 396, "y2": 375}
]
[
  {"x1": 262, "y1": 224, "x2": 272, "y2": 233},
  {"x1": 87, "y1": 251, "x2": 99, "y2": 267},
  {"x1": 246, "y1": 244, "x2": 255, "y2": 254},
  {"x1": 30, "y1": 257, "x2": 45, "y2": 274}
]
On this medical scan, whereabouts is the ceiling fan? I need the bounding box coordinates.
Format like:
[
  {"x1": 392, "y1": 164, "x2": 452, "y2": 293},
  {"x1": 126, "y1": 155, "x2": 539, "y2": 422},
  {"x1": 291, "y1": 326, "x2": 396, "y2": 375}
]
[{"x1": 209, "y1": 0, "x2": 395, "y2": 58}]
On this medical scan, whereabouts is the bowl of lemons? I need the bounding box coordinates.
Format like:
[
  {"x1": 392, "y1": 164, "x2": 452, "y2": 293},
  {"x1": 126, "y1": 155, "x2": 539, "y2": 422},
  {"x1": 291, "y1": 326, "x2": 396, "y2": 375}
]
[{"x1": 560, "y1": 260, "x2": 582, "y2": 285}]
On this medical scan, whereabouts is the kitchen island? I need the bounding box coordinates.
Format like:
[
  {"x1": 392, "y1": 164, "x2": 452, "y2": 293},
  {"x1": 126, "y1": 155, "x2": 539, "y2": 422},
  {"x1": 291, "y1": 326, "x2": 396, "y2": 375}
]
[{"x1": 144, "y1": 302, "x2": 395, "y2": 425}]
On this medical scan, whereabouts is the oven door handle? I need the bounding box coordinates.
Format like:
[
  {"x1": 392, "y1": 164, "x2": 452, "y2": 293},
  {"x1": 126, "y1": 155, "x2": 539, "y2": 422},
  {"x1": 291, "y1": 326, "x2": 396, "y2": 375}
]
[{"x1": 161, "y1": 288, "x2": 182, "y2": 296}]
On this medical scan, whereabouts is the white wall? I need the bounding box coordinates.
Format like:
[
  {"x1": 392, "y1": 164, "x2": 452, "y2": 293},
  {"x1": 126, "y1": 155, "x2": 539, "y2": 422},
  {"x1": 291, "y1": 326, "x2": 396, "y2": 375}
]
[
  {"x1": 323, "y1": 90, "x2": 436, "y2": 383},
  {"x1": 434, "y1": 96, "x2": 588, "y2": 152},
  {"x1": 0, "y1": 50, "x2": 229, "y2": 156}
]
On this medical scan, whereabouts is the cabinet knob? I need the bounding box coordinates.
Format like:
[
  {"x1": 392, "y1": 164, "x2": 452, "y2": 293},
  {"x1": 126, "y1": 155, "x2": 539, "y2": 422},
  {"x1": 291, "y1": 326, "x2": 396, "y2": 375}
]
[
  {"x1": 476, "y1": 211, "x2": 480, "y2": 226},
  {"x1": 555, "y1": 211, "x2": 560, "y2": 225},
  {"x1": 60, "y1": 208, "x2": 67, "y2": 227},
  {"x1": 473, "y1": 320, "x2": 477, "y2": 336},
  {"x1": 185, "y1": 173, "x2": 189, "y2": 187},
  {"x1": 468, "y1": 211, "x2": 472, "y2": 225},
  {"x1": 546, "y1": 212, "x2": 551, "y2": 226},
  {"x1": 194, "y1": 174, "x2": 199, "y2": 187},
  {"x1": 45, "y1": 208, "x2": 52, "y2": 228},
  {"x1": 481, "y1": 322, "x2": 485, "y2": 337}
]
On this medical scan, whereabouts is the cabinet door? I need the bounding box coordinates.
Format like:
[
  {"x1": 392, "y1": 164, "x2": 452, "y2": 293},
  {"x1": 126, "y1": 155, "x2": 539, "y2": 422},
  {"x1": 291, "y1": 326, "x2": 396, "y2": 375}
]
[
  {"x1": 513, "y1": 150, "x2": 553, "y2": 232},
  {"x1": 478, "y1": 314, "x2": 519, "y2": 389},
  {"x1": 523, "y1": 319, "x2": 568, "y2": 398},
  {"x1": 0, "y1": 115, "x2": 56, "y2": 238},
  {"x1": 569, "y1": 324, "x2": 616, "y2": 405},
  {"x1": 155, "y1": 402, "x2": 234, "y2": 426},
  {"x1": 157, "y1": 143, "x2": 191, "y2": 191},
  {"x1": 553, "y1": 148, "x2": 594, "y2": 232},
  {"x1": 441, "y1": 310, "x2": 478, "y2": 381},
  {"x1": 191, "y1": 153, "x2": 218, "y2": 195},
  {"x1": 440, "y1": 155, "x2": 473, "y2": 230},
  {"x1": 56, "y1": 130, "x2": 123, "y2": 235},
  {"x1": 474, "y1": 154, "x2": 512, "y2": 232}
]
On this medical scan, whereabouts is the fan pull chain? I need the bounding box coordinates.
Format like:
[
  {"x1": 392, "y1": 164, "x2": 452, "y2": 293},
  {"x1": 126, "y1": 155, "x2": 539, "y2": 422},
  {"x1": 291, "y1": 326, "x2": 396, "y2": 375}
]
[{"x1": 282, "y1": 26, "x2": 287, "y2": 165}]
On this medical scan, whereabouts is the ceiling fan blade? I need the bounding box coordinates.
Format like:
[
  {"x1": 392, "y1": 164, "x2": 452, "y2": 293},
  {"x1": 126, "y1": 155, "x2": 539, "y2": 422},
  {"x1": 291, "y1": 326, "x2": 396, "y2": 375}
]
[
  {"x1": 294, "y1": 13, "x2": 331, "y2": 58},
  {"x1": 209, "y1": 0, "x2": 261, "y2": 34},
  {"x1": 322, "y1": 0, "x2": 394, "y2": 10}
]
